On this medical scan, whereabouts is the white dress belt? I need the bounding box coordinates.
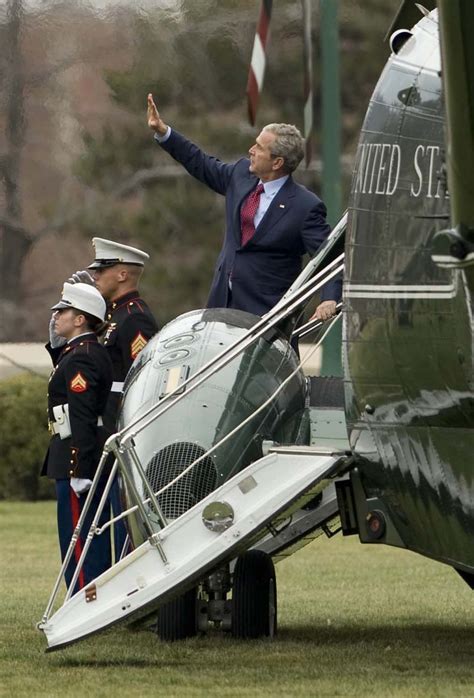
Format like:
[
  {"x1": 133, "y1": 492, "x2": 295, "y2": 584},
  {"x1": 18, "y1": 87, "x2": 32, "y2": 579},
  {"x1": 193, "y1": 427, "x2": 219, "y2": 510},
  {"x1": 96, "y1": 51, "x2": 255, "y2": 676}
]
[{"x1": 49, "y1": 403, "x2": 103, "y2": 439}]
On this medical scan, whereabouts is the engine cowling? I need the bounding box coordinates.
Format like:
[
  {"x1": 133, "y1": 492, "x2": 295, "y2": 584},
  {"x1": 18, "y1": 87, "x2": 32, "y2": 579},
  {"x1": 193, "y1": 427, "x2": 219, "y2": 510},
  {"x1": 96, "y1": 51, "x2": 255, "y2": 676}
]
[{"x1": 118, "y1": 308, "x2": 309, "y2": 546}]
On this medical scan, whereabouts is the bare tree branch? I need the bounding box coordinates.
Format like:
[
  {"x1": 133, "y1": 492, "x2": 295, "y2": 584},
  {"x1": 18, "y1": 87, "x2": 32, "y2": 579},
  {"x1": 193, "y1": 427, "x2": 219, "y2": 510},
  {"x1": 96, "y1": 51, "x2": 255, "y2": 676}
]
[{"x1": 114, "y1": 164, "x2": 189, "y2": 197}]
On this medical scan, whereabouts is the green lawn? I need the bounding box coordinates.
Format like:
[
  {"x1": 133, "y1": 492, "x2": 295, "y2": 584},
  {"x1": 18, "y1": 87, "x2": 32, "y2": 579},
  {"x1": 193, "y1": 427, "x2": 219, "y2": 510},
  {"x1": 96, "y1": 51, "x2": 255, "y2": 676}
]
[{"x1": 1, "y1": 501, "x2": 473, "y2": 697}]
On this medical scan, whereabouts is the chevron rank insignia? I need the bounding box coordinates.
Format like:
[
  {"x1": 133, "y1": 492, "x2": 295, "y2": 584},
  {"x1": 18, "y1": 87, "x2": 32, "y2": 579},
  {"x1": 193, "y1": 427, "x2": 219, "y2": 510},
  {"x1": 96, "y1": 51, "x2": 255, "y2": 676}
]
[
  {"x1": 130, "y1": 332, "x2": 148, "y2": 359},
  {"x1": 70, "y1": 372, "x2": 88, "y2": 393}
]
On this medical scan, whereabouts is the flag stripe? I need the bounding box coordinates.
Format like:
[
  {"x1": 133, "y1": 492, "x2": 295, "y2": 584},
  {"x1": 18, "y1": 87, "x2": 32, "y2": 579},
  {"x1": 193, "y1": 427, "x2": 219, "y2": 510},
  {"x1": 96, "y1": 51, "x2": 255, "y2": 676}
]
[
  {"x1": 246, "y1": 0, "x2": 273, "y2": 125},
  {"x1": 250, "y1": 34, "x2": 266, "y2": 91},
  {"x1": 247, "y1": 72, "x2": 259, "y2": 125},
  {"x1": 258, "y1": 0, "x2": 272, "y2": 46}
]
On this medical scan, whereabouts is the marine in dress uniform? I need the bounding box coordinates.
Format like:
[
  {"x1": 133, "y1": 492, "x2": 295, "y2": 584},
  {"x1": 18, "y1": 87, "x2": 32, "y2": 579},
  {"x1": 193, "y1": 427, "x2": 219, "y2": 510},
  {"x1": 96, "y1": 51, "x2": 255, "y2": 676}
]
[
  {"x1": 87, "y1": 238, "x2": 159, "y2": 432},
  {"x1": 84, "y1": 238, "x2": 159, "y2": 558},
  {"x1": 42, "y1": 283, "x2": 113, "y2": 591}
]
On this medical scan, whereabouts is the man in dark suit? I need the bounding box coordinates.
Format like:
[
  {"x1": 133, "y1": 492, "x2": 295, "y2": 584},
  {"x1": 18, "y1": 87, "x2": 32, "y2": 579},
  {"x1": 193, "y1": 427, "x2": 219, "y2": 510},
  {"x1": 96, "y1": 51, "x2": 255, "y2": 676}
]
[{"x1": 147, "y1": 93, "x2": 340, "y2": 321}]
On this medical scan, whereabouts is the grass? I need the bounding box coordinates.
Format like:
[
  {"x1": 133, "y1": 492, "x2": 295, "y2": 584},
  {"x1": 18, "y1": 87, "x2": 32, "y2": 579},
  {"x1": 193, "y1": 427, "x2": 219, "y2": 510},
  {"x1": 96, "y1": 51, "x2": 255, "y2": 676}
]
[{"x1": 1, "y1": 501, "x2": 473, "y2": 697}]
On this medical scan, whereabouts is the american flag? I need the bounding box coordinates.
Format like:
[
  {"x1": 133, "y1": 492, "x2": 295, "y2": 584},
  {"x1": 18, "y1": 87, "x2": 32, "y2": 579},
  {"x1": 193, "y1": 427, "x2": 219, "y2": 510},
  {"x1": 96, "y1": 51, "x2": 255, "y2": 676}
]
[
  {"x1": 246, "y1": 0, "x2": 314, "y2": 167},
  {"x1": 246, "y1": 0, "x2": 273, "y2": 126}
]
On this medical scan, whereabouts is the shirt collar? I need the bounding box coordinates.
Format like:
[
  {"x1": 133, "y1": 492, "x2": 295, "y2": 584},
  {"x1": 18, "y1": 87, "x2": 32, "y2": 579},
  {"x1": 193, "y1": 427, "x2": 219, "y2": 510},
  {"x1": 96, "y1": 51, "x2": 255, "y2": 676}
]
[
  {"x1": 67, "y1": 332, "x2": 96, "y2": 345},
  {"x1": 260, "y1": 175, "x2": 289, "y2": 197}
]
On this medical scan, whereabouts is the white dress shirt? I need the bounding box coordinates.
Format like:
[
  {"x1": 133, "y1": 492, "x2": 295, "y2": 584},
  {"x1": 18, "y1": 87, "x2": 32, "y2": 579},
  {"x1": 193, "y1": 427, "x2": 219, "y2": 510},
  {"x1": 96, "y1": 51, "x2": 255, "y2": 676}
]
[
  {"x1": 254, "y1": 176, "x2": 289, "y2": 228},
  {"x1": 154, "y1": 127, "x2": 172, "y2": 143}
]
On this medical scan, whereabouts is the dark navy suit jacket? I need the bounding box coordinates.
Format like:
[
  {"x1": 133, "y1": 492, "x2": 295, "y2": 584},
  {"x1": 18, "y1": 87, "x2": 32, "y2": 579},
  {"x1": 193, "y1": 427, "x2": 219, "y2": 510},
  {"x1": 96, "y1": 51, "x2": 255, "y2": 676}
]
[{"x1": 157, "y1": 130, "x2": 341, "y2": 316}]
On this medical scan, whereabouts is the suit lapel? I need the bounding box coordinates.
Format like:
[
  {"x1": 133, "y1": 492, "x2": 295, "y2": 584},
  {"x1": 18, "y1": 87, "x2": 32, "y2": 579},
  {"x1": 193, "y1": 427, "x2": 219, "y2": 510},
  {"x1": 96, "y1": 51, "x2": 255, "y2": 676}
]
[{"x1": 251, "y1": 176, "x2": 296, "y2": 243}]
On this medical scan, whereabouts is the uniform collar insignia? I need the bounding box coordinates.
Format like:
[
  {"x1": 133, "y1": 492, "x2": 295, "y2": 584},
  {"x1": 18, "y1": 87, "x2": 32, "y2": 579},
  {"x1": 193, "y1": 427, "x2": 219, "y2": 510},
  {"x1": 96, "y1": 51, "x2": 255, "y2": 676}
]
[{"x1": 108, "y1": 290, "x2": 140, "y2": 310}]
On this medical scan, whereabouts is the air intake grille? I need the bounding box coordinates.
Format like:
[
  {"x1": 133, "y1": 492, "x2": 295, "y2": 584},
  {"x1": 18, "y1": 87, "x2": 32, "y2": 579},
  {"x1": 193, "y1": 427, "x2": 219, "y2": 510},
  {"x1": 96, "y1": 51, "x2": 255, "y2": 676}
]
[{"x1": 145, "y1": 442, "x2": 217, "y2": 519}]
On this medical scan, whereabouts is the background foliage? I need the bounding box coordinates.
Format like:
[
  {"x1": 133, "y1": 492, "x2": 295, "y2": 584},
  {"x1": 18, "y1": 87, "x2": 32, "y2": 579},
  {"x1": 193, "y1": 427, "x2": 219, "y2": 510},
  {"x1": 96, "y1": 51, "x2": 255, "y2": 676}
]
[
  {"x1": 0, "y1": 0, "x2": 401, "y2": 499},
  {"x1": 0, "y1": 0, "x2": 401, "y2": 340},
  {"x1": 0, "y1": 373, "x2": 54, "y2": 500}
]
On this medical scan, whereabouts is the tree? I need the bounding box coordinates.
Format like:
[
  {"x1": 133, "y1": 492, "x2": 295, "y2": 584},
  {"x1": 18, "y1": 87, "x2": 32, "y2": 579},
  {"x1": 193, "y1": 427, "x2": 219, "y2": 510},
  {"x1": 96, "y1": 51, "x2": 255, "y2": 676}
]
[
  {"x1": 0, "y1": 0, "x2": 401, "y2": 339},
  {"x1": 0, "y1": 1, "x2": 141, "y2": 340},
  {"x1": 74, "y1": 0, "x2": 400, "y2": 325},
  {"x1": 0, "y1": 0, "x2": 27, "y2": 315}
]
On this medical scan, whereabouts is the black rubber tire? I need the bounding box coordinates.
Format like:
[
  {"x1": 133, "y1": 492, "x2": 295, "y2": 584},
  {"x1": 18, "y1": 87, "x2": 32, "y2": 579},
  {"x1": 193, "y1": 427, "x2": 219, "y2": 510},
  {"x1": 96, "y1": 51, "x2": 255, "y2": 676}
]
[
  {"x1": 156, "y1": 587, "x2": 198, "y2": 641},
  {"x1": 232, "y1": 550, "x2": 277, "y2": 639}
]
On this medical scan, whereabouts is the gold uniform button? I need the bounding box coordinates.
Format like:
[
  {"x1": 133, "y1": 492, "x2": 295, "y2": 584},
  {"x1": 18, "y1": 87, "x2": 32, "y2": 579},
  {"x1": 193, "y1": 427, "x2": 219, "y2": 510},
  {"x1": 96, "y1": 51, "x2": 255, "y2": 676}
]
[{"x1": 129, "y1": 302, "x2": 134, "y2": 307}]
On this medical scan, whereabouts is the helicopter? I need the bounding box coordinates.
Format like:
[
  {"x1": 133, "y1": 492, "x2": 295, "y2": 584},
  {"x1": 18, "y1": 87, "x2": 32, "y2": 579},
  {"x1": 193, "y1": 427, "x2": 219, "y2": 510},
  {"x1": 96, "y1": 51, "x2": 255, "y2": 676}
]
[{"x1": 38, "y1": 0, "x2": 473, "y2": 650}]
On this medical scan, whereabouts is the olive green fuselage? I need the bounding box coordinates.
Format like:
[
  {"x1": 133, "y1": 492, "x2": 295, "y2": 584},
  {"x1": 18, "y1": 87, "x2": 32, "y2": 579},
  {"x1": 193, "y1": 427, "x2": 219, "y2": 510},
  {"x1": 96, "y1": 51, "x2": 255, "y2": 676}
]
[{"x1": 344, "y1": 10, "x2": 474, "y2": 572}]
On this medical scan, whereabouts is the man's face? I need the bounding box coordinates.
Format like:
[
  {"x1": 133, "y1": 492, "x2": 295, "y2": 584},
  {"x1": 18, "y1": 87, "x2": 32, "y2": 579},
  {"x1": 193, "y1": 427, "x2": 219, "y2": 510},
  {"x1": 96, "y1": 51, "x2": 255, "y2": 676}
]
[
  {"x1": 91, "y1": 265, "x2": 122, "y2": 301},
  {"x1": 248, "y1": 130, "x2": 280, "y2": 180}
]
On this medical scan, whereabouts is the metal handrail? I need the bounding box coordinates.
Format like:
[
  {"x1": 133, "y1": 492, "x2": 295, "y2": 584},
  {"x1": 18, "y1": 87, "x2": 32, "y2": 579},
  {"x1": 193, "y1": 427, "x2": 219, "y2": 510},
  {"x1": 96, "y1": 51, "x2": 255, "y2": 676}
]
[
  {"x1": 39, "y1": 294, "x2": 343, "y2": 623},
  {"x1": 39, "y1": 212, "x2": 347, "y2": 622},
  {"x1": 277, "y1": 210, "x2": 347, "y2": 303},
  {"x1": 292, "y1": 301, "x2": 343, "y2": 339},
  {"x1": 118, "y1": 254, "x2": 343, "y2": 447},
  {"x1": 94, "y1": 310, "x2": 342, "y2": 535},
  {"x1": 110, "y1": 210, "x2": 347, "y2": 443}
]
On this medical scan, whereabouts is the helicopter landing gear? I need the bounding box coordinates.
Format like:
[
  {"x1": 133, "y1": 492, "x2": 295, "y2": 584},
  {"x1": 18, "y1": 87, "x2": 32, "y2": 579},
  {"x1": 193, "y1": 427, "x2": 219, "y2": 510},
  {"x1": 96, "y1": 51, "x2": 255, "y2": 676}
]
[
  {"x1": 231, "y1": 550, "x2": 277, "y2": 639},
  {"x1": 155, "y1": 551, "x2": 277, "y2": 641},
  {"x1": 155, "y1": 586, "x2": 198, "y2": 641}
]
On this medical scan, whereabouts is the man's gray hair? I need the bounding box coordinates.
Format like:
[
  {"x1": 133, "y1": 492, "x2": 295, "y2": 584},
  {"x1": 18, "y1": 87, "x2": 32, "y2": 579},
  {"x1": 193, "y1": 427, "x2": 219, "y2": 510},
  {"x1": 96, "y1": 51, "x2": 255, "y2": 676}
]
[{"x1": 263, "y1": 123, "x2": 305, "y2": 173}]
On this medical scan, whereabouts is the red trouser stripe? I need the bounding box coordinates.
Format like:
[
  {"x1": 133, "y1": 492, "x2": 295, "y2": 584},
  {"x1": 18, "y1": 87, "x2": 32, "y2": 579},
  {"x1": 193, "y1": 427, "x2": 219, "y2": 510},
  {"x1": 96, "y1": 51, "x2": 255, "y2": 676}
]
[{"x1": 69, "y1": 488, "x2": 86, "y2": 590}]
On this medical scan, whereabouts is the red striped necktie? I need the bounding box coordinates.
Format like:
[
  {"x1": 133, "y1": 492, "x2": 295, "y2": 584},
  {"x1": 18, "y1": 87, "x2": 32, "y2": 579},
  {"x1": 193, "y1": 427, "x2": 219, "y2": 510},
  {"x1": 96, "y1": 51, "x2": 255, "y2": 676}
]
[{"x1": 240, "y1": 183, "x2": 265, "y2": 246}]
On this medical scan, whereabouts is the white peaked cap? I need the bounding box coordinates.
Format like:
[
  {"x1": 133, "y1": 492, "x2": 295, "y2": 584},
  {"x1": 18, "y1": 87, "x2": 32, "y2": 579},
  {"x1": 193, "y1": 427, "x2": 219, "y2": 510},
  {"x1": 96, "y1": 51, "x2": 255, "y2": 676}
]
[
  {"x1": 88, "y1": 237, "x2": 150, "y2": 269},
  {"x1": 51, "y1": 282, "x2": 106, "y2": 321}
]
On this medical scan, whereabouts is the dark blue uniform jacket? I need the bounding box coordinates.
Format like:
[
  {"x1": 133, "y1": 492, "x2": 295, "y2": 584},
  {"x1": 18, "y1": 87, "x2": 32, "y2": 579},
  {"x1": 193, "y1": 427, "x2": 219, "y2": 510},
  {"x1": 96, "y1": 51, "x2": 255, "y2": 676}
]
[
  {"x1": 102, "y1": 290, "x2": 158, "y2": 431},
  {"x1": 42, "y1": 334, "x2": 113, "y2": 480}
]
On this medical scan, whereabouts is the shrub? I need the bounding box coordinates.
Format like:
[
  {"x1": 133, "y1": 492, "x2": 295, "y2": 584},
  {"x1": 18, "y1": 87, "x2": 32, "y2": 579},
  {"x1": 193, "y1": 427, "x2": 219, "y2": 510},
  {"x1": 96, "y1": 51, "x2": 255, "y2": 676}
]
[{"x1": 0, "y1": 372, "x2": 55, "y2": 500}]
